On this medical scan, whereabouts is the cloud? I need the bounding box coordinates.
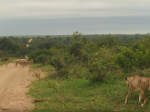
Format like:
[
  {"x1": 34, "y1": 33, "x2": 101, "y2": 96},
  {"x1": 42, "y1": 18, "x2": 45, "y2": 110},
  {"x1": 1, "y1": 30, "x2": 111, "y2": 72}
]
[
  {"x1": 0, "y1": 0, "x2": 150, "y2": 19},
  {"x1": 0, "y1": 0, "x2": 150, "y2": 35}
]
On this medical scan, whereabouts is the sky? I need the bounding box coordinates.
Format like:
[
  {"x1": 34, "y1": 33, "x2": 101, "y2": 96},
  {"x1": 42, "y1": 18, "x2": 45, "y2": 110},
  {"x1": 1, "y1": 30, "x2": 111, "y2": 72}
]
[{"x1": 0, "y1": 0, "x2": 150, "y2": 36}]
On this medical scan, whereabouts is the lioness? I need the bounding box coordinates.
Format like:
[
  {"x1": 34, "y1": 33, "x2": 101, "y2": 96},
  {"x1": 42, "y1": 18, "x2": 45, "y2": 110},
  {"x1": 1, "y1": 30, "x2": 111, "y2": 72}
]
[
  {"x1": 5, "y1": 61, "x2": 8, "y2": 67},
  {"x1": 125, "y1": 75, "x2": 150, "y2": 106}
]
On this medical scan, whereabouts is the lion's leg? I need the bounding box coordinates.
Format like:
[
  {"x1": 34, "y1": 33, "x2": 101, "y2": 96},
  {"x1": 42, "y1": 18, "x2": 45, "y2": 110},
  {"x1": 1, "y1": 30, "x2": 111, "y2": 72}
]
[
  {"x1": 5, "y1": 61, "x2": 8, "y2": 68},
  {"x1": 14, "y1": 62, "x2": 17, "y2": 67},
  {"x1": 16, "y1": 63, "x2": 18, "y2": 67},
  {"x1": 139, "y1": 92, "x2": 143, "y2": 103},
  {"x1": 140, "y1": 91, "x2": 147, "y2": 107},
  {"x1": 125, "y1": 91, "x2": 133, "y2": 103}
]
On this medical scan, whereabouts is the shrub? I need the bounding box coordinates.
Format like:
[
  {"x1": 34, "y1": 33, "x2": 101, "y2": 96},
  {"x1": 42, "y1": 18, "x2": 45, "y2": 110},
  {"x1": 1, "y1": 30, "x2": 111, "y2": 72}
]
[
  {"x1": 113, "y1": 47, "x2": 135, "y2": 71},
  {"x1": 35, "y1": 54, "x2": 50, "y2": 65},
  {"x1": 28, "y1": 49, "x2": 52, "y2": 63},
  {"x1": 57, "y1": 69, "x2": 69, "y2": 79},
  {"x1": 2, "y1": 56, "x2": 9, "y2": 61},
  {"x1": 87, "y1": 47, "x2": 115, "y2": 82},
  {"x1": 114, "y1": 38, "x2": 150, "y2": 71},
  {"x1": 50, "y1": 57, "x2": 63, "y2": 73}
]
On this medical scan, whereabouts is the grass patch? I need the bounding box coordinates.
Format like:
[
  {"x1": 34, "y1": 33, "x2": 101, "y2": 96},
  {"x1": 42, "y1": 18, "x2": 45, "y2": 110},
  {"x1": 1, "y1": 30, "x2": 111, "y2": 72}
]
[
  {"x1": 0, "y1": 57, "x2": 17, "y2": 66},
  {"x1": 28, "y1": 65, "x2": 150, "y2": 112},
  {"x1": 28, "y1": 77, "x2": 150, "y2": 112},
  {"x1": 0, "y1": 60, "x2": 5, "y2": 66},
  {"x1": 8, "y1": 57, "x2": 17, "y2": 63},
  {"x1": 30, "y1": 64, "x2": 54, "y2": 73}
]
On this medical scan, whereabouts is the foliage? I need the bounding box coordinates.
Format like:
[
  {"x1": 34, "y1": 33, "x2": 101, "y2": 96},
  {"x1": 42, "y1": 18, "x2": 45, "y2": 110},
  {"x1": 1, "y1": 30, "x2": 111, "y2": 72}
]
[
  {"x1": 114, "y1": 46, "x2": 135, "y2": 71},
  {"x1": 68, "y1": 41, "x2": 84, "y2": 60},
  {"x1": 3, "y1": 33, "x2": 150, "y2": 111},
  {"x1": 0, "y1": 37, "x2": 19, "y2": 54},
  {"x1": 1, "y1": 56, "x2": 9, "y2": 61},
  {"x1": 71, "y1": 31, "x2": 82, "y2": 42},
  {"x1": 49, "y1": 47, "x2": 78, "y2": 79},
  {"x1": 114, "y1": 37, "x2": 150, "y2": 71},
  {"x1": 87, "y1": 47, "x2": 115, "y2": 82},
  {"x1": 28, "y1": 49, "x2": 52, "y2": 63},
  {"x1": 35, "y1": 54, "x2": 50, "y2": 65},
  {"x1": 37, "y1": 40, "x2": 54, "y2": 49},
  {"x1": 50, "y1": 57, "x2": 63, "y2": 73},
  {"x1": 28, "y1": 78, "x2": 150, "y2": 112},
  {"x1": 2, "y1": 33, "x2": 150, "y2": 81},
  {"x1": 96, "y1": 36, "x2": 120, "y2": 47}
]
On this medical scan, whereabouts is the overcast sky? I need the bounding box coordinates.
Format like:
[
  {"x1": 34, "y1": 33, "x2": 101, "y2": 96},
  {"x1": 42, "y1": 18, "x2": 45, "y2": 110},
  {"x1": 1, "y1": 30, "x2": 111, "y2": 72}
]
[{"x1": 0, "y1": 0, "x2": 150, "y2": 36}]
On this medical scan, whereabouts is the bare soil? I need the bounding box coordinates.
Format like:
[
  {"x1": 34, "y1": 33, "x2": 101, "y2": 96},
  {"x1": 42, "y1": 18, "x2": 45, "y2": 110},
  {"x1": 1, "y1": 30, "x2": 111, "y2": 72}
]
[{"x1": 0, "y1": 63, "x2": 36, "y2": 112}]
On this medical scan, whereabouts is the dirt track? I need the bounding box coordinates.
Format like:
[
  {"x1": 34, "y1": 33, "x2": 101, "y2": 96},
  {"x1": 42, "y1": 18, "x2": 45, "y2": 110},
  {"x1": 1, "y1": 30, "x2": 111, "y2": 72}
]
[{"x1": 0, "y1": 63, "x2": 35, "y2": 112}]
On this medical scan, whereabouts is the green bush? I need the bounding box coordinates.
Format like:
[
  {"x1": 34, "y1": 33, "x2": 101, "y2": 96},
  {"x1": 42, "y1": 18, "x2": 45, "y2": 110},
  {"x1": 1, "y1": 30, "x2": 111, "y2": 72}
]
[
  {"x1": 87, "y1": 47, "x2": 115, "y2": 82},
  {"x1": 28, "y1": 49, "x2": 52, "y2": 63},
  {"x1": 57, "y1": 69, "x2": 69, "y2": 79},
  {"x1": 35, "y1": 54, "x2": 50, "y2": 65},
  {"x1": 114, "y1": 47, "x2": 135, "y2": 71},
  {"x1": 1, "y1": 56, "x2": 9, "y2": 61},
  {"x1": 50, "y1": 57, "x2": 63, "y2": 73},
  {"x1": 114, "y1": 37, "x2": 150, "y2": 71}
]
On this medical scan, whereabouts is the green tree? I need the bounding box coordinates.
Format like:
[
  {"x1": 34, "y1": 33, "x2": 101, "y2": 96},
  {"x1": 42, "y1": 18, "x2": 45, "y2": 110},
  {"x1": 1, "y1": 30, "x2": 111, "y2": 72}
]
[
  {"x1": 71, "y1": 31, "x2": 82, "y2": 42},
  {"x1": 38, "y1": 41, "x2": 54, "y2": 49},
  {"x1": 87, "y1": 47, "x2": 115, "y2": 82}
]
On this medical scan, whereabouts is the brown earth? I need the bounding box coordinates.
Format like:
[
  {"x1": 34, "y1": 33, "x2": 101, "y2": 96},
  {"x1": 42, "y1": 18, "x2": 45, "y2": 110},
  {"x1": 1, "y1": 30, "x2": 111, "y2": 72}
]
[{"x1": 0, "y1": 63, "x2": 37, "y2": 112}]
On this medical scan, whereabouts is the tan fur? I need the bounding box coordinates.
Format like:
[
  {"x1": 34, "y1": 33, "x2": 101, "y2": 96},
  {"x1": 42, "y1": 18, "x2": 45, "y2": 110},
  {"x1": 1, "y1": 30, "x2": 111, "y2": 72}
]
[
  {"x1": 27, "y1": 60, "x2": 33, "y2": 66},
  {"x1": 5, "y1": 61, "x2": 8, "y2": 68},
  {"x1": 125, "y1": 75, "x2": 150, "y2": 106},
  {"x1": 14, "y1": 59, "x2": 33, "y2": 67}
]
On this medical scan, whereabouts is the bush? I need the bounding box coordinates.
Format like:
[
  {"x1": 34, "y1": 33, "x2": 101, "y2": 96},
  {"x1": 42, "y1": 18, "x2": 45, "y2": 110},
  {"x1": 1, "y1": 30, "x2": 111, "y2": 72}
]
[
  {"x1": 50, "y1": 57, "x2": 63, "y2": 73},
  {"x1": 87, "y1": 47, "x2": 115, "y2": 82},
  {"x1": 35, "y1": 54, "x2": 50, "y2": 65},
  {"x1": 57, "y1": 69, "x2": 69, "y2": 79},
  {"x1": 2, "y1": 56, "x2": 9, "y2": 61},
  {"x1": 28, "y1": 49, "x2": 52, "y2": 63},
  {"x1": 113, "y1": 47, "x2": 135, "y2": 71},
  {"x1": 114, "y1": 39, "x2": 150, "y2": 71}
]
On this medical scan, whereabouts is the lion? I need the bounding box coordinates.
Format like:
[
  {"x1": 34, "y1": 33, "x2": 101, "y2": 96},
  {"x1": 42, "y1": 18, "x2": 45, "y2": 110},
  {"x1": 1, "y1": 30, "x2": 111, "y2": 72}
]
[
  {"x1": 125, "y1": 75, "x2": 150, "y2": 106},
  {"x1": 14, "y1": 59, "x2": 28, "y2": 67},
  {"x1": 5, "y1": 61, "x2": 8, "y2": 68}
]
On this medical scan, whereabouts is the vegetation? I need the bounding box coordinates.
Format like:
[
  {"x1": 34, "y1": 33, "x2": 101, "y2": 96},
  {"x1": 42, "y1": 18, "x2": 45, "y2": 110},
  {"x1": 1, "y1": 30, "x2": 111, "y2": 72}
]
[
  {"x1": 28, "y1": 78, "x2": 150, "y2": 112},
  {"x1": 1, "y1": 32, "x2": 150, "y2": 111}
]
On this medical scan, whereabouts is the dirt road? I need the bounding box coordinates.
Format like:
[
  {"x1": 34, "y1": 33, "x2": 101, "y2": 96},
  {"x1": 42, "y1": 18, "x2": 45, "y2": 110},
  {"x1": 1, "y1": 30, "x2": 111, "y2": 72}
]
[{"x1": 0, "y1": 63, "x2": 35, "y2": 112}]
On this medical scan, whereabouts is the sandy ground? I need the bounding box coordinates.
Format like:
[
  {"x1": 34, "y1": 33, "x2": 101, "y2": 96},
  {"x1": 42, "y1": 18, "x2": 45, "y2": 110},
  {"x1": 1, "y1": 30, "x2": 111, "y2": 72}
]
[{"x1": 0, "y1": 63, "x2": 36, "y2": 112}]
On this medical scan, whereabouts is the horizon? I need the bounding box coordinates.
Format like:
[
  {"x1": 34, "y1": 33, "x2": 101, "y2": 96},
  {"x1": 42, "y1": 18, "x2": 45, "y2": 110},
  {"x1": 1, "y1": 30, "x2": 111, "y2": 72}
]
[{"x1": 0, "y1": 33, "x2": 149, "y2": 37}]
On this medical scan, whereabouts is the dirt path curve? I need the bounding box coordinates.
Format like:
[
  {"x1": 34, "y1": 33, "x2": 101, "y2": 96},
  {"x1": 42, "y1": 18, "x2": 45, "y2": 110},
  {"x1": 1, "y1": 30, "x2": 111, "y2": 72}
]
[{"x1": 0, "y1": 63, "x2": 35, "y2": 112}]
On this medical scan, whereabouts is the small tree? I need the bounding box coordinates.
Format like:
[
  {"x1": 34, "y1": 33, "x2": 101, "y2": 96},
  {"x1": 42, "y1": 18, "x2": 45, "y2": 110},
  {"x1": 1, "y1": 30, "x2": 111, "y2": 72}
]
[{"x1": 87, "y1": 47, "x2": 115, "y2": 82}]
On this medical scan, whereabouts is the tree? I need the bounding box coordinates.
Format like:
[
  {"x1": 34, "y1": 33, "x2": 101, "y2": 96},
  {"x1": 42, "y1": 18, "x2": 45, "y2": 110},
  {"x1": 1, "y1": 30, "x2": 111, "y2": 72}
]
[
  {"x1": 71, "y1": 31, "x2": 82, "y2": 42},
  {"x1": 0, "y1": 38, "x2": 19, "y2": 54},
  {"x1": 38, "y1": 41, "x2": 54, "y2": 49}
]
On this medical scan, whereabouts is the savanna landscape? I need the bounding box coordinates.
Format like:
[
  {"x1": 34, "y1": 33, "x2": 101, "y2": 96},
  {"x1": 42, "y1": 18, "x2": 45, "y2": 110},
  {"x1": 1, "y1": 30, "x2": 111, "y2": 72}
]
[{"x1": 1, "y1": 32, "x2": 150, "y2": 112}]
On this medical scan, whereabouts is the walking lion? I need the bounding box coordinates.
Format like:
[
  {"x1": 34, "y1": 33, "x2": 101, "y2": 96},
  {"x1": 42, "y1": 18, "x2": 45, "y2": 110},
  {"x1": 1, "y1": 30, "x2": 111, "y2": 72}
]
[{"x1": 125, "y1": 75, "x2": 150, "y2": 106}]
